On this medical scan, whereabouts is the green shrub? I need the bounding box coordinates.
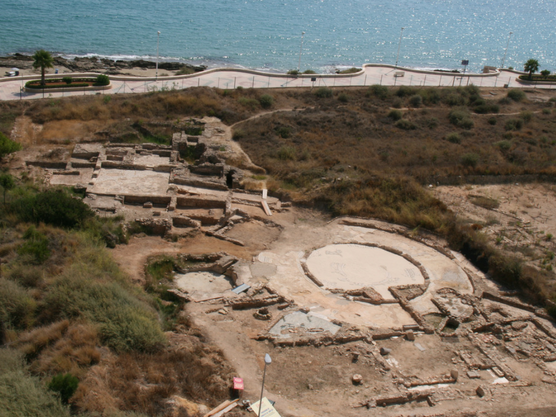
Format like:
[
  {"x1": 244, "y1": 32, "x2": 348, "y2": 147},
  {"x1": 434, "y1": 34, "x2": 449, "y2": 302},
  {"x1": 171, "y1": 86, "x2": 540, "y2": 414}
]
[
  {"x1": 7, "y1": 265, "x2": 43, "y2": 288},
  {"x1": 446, "y1": 133, "x2": 461, "y2": 144},
  {"x1": 444, "y1": 93, "x2": 466, "y2": 106},
  {"x1": 392, "y1": 98, "x2": 403, "y2": 108},
  {"x1": 238, "y1": 97, "x2": 260, "y2": 109},
  {"x1": 448, "y1": 109, "x2": 474, "y2": 129},
  {"x1": 461, "y1": 153, "x2": 479, "y2": 167},
  {"x1": 42, "y1": 276, "x2": 166, "y2": 352},
  {"x1": 0, "y1": 278, "x2": 36, "y2": 330},
  {"x1": 277, "y1": 146, "x2": 296, "y2": 160},
  {"x1": 494, "y1": 140, "x2": 512, "y2": 151},
  {"x1": 505, "y1": 118, "x2": 523, "y2": 131},
  {"x1": 62, "y1": 76, "x2": 72, "y2": 85},
  {"x1": 336, "y1": 67, "x2": 361, "y2": 74},
  {"x1": 487, "y1": 117, "x2": 497, "y2": 125},
  {"x1": 275, "y1": 126, "x2": 292, "y2": 138},
  {"x1": 408, "y1": 94, "x2": 422, "y2": 108},
  {"x1": 338, "y1": 93, "x2": 349, "y2": 103},
  {"x1": 0, "y1": 350, "x2": 69, "y2": 417},
  {"x1": 542, "y1": 108, "x2": 551, "y2": 115},
  {"x1": 520, "y1": 110, "x2": 533, "y2": 122},
  {"x1": 0, "y1": 132, "x2": 22, "y2": 159},
  {"x1": 507, "y1": 89, "x2": 526, "y2": 102},
  {"x1": 427, "y1": 117, "x2": 439, "y2": 129},
  {"x1": 11, "y1": 189, "x2": 94, "y2": 228},
  {"x1": 287, "y1": 69, "x2": 299, "y2": 75},
  {"x1": 0, "y1": 173, "x2": 15, "y2": 203},
  {"x1": 395, "y1": 119, "x2": 416, "y2": 130},
  {"x1": 18, "y1": 226, "x2": 50, "y2": 264},
  {"x1": 48, "y1": 373, "x2": 79, "y2": 404},
  {"x1": 315, "y1": 87, "x2": 333, "y2": 98},
  {"x1": 396, "y1": 85, "x2": 416, "y2": 98},
  {"x1": 368, "y1": 84, "x2": 389, "y2": 100},
  {"x1": 388, "y1": 110, "x2": 403, "y2": 121},
  {"x1": 473, "y1": 103, "x2": 500, "y2": 114},
  {"x1": 176, "y1": 67, "x2": 194, "y2": 75},
  {"x1": 259, "y1": 94, "x2": 274, "y2": 109},
  {"x1": 302, "y1": 69, "x2": 316, "y2": 74},
  {"x1": 94, "y1": 74, "x2": 110, "y2": 86}
]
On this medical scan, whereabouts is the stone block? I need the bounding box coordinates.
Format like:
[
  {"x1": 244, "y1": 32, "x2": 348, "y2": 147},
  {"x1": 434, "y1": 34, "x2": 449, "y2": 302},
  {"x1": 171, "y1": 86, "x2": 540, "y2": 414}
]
[
  {"x1": 451, "y1": 369, "x2": 459, "y2": 381},
  {"x1": 406, "y1": 330, "x2": 415, "y2": 341},
  {"x1": 143, "y1": 201, "x2": 153, "y2": 208},
  {"x1": 380, "y1": 347, "x2": 391, "y2": 356}
]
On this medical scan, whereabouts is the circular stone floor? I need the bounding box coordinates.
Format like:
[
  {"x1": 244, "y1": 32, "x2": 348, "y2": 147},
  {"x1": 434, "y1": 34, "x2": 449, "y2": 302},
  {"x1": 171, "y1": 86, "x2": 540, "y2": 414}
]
[{"x1": 305, "y1": 244, "x2": 424, "y2": 299}]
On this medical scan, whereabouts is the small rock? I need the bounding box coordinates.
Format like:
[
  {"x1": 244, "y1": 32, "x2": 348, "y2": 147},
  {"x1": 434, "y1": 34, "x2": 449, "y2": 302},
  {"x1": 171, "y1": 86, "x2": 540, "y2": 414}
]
[
  {"x1": 451, "y1": 369, "x2": 459, "y2": 381},
  {"x1": 476, "y1": 385, "x2": 487, "y2": 398},
  {"x1": 352, "y1": 351, "x2": 360, "y2": 362},
  {"x1": 143, "y1": 201, "x2": 153, "y2": 208},
  {"x1": 406, "y1": 330, "x2": 415, "y2": 341},
  {"x1": 467, "y1": 370, "x2": 480, "y2": 379},
  {"x1": 511, "y1": 321, "x2": 527, "y2": 331},
  {"x1": 218, "y1": 309, "x2": 228, "y2": 315},
  {"x1": 380, "y1": 347, "x2": 391, "y2": 356},
  {"x1": 352, "y1": 374, "x2": 363, "y2": 385}
]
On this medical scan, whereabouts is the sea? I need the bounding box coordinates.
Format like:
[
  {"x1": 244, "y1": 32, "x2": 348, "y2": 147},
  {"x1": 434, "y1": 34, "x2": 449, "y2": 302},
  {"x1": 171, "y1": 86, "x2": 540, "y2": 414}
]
[{"x1": 1, "y1": 0, "x2": 554, "y2": 74}]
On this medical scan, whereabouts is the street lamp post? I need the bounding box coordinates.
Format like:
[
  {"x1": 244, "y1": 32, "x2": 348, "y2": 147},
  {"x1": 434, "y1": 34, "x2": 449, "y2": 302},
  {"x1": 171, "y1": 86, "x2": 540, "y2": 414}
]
[
  {"x1": 395, "y1": 27, "x2": 404, "y2": 68},
  {"x1": 298, "y1": 32, "x2": 306, "y2": 72},
  {"x1": 258, "y1": 354, "x2": 272, "y2": 417},
  {"x1": 156, "y1": 31, "x2": 161, "y2": 79},
  {"x1": 501, "y1": 31, "x2": 513, "y2": 69}
]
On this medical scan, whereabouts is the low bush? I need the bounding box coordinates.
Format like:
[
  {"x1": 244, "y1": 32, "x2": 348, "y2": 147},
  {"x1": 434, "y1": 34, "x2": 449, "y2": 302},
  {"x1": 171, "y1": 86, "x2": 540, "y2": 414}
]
[
  {"x1": 0, "y1": 349, "x2": 69, "y2": 417},
  {"x1": 446, "y1": 133, "x2": 461, "y2": 144},
  {"x1": 487, "y1": 117, "x2": 497, "y2": 125},
  {"x1": 315, "y1": 87, "x2": 333, "y2": 98},
  {"x1": 336, "y1": 67, "x2": 361, "y2": 74},
  {"x1": 368, "y1": 84, "x2": 389, "y2": 100},
  {"x1": 444, "y1": 93, "x2": 466, "y2": 106},
  {"x1": 507, "y1": 89, "x2": 526, "y2": 102},
  {"x1": 0, "y1": 278, "x2": 36, "y2": 332},
  {"x1": 259, "y1": 94, "x2": 274, "y2": 109},
  {"x1": 277, "y1": 146, "x2": 296, "y2": 160},
  {"x1": 11, "y1": 189, "x2": 94, "y2": 229},
  {"x1": 520, "y1": 110, "x2": 533, "y2": 122},
  {"x1": 94, "y1": 74, "x2": 110, "y2": 86},
  {"x1": 302, "y1": 69, "x2": 316, "y2": 74},
  {"x1": 408, "y1": 94, "x2": 422, "y2": 108},
  {"x1": 395, "y1": 119, "x2": 416, "y2": 130},
  {"x1": 396, "y1": 85, "x2": 416, "y2": 98},
  {"x1": 461, "y1": 153, "x2": 479, "y2": 167},
  {"x1": 42, "y1": 275, "x2": 166, "y2": 352},
  {"x1": 0, "y1": 132, "x2": 22, "y2": 158},
  {"x1": 448, "y1": 108, "x2": 474, "y2": 129},
  {"x1": 494, "y1": 140, "x2": 512, "y2": 151},
  {"x1": 473, "y1": 103, "x2": 500, "y2": 114},
  {"x1": 287, "y1": 69, "x2": 299, "y2": 75},
  {"x1": 238, "y1": 97, "x2": 260, "y2": 110},
  {"x1": 388, "y1": 109, "x2": 403, "y2": 121},
  {"x1": 48, "y1": 373, "x2": 79, "y2": 404},
  {"x1": 505, "y1": 118, "x2": 523, "y2": 131},
  {"x1": 17, "y1": 226, "x2": 50, "y2": 264},
  {"x1": 338, "y1": 93, "x2": 349, "y2": 103},
  {"x1": 62, "y1": 77, "x2": 72, "y2": 85},
  {"x1": 176, "y1": 67, "x2": 194, "y2": 75}
]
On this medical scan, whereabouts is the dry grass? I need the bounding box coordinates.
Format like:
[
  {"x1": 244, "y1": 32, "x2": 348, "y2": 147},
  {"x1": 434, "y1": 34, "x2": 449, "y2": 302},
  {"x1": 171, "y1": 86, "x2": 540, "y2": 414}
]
[{"x1": 73, "y1": 341, "x2": 235, "y2": 416}]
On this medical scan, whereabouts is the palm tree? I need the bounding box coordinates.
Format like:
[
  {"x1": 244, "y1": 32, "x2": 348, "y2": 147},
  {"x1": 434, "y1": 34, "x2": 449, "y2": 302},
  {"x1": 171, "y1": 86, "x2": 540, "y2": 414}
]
[
  {"x1": 524, "y1": 59, "x2": 539, "y2": 80},
  {"x1": 32, "y1": 49, "x2": 54, "y2": 86}
]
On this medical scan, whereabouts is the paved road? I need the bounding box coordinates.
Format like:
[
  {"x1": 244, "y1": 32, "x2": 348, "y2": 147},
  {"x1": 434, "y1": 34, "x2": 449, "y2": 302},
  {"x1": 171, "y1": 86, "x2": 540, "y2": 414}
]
[{"x1": 0, "y1": 64, "x2": 551, "y2": 102}]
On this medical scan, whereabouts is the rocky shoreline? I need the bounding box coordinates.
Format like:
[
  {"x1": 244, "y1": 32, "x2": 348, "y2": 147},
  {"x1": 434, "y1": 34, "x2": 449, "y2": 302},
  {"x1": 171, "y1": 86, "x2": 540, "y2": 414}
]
[{"x1": 0, "y1": 53, "x2": 207, "y2": 75}]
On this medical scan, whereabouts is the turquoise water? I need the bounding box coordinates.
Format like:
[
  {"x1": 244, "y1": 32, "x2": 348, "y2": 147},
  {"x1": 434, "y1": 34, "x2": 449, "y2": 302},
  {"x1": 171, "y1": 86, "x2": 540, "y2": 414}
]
[{"x1": 1, "y1": 0, "x2": 554, "y2": 73}]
